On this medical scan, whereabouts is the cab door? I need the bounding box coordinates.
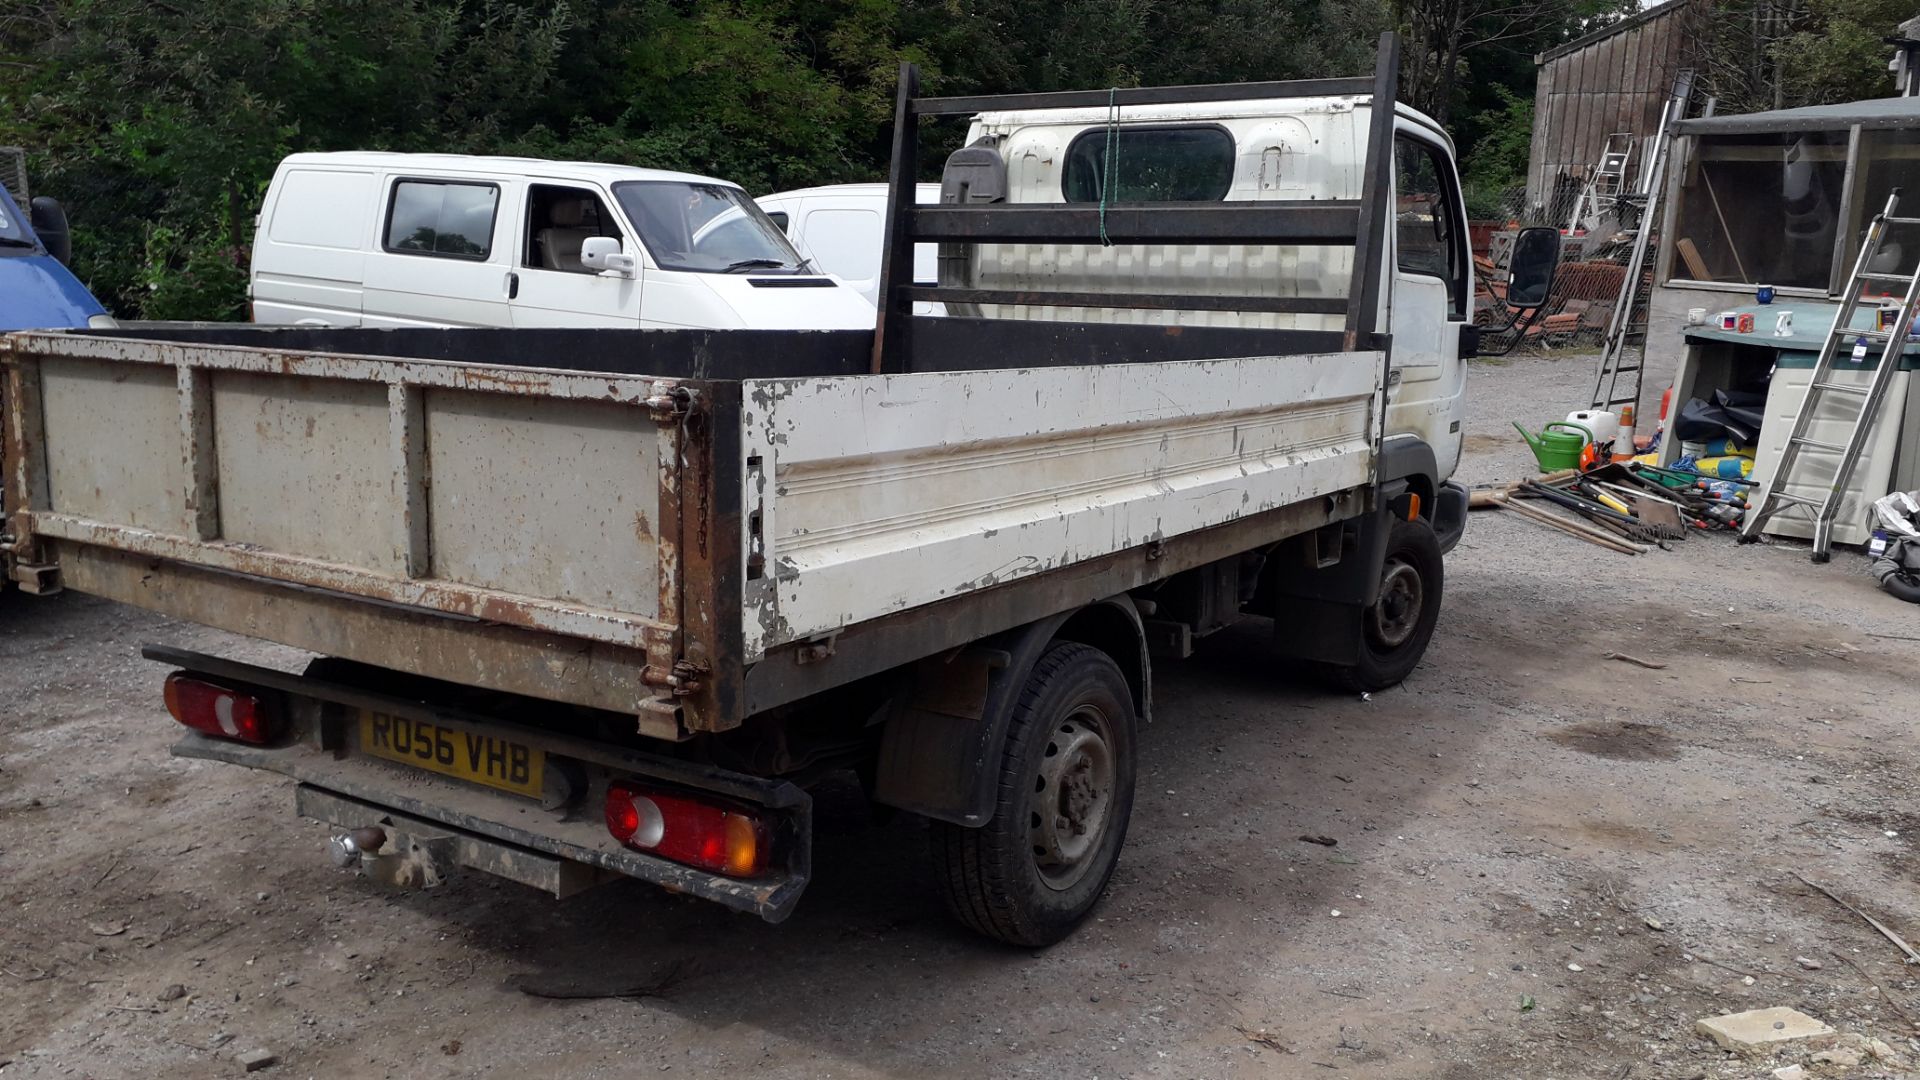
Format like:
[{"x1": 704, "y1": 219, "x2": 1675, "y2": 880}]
[
  {"x1": 1385, "y1": 125, "x2": 1471, "y2": 476},
  {"x1": 1387, "y1": 130, "x2": 1466, "y2": 385},
  {"x1": 508, "y1": 182, "x2": 641, "y2": 327}
]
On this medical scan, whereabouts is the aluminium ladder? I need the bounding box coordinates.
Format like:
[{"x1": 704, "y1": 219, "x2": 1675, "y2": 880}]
[
  {"x1": 1587, "y1": 71, "x2": 1694, "y2": 425},
  {"x1": 1566, "y1": 133, "x2": 1635, "y2": 235},
  {"x1": 1740, "y1": 189, "x2": 1920, "y2": 560}
]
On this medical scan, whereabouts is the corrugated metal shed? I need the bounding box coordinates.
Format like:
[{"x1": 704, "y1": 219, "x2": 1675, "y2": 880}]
[{"x1": 1524, "y1": 0, "x2": 1708, "y2": 214}]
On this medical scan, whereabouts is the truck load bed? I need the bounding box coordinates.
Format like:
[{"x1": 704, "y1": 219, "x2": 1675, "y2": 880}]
[{"x1": 2, "y1": 321, "x2": 1381, "y2": 738}]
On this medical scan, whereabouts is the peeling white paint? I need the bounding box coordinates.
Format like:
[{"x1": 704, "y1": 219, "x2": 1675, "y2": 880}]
[{"x1": 741, "y1": 352, "x2": 1381, "y2": 659}]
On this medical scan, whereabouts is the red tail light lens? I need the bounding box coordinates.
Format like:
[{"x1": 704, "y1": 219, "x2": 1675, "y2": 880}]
[
  {"x1": 605, "y1": 783, "x2": 768, "y2": 878},
  {"x1": 164, "y1": 674, "x2": 272, "y2": 744}
]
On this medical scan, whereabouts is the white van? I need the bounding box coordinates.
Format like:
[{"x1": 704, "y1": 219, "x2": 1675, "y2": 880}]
[
  {"x1": 251, "y1": 153, "x2": 876, "y2": 330},
  {"x1": 756, "y1": 183, "x2": 939, "y2": 309}
]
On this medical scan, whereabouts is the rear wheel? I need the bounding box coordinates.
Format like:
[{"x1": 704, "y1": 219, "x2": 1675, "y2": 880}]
[
  {"x1": 928, "y1": 642, "x2": 1136, "y2": 947},
  {"x1": 1319, "y1": 517, "x2": 1444, "y2": 692}
]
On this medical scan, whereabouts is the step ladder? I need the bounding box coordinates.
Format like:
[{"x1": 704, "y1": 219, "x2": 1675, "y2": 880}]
[
  {"x1": 1740, "y1": 188, "x2": 1920, "y2": 561},
  {"x1": 1566, "y1": 133, "x2": 1635, "y2": 235},
  {"x1": 1587, "y1": 71, "x2": 1695, "y2": 431}
]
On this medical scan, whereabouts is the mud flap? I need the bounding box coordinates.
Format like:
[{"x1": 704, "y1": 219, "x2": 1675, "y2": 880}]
[
  {"x1": 871, "y1": 597, "x2": 1146, "y2": 827},
  {"x1": 1254, "y1": 505, "x2": 1396, "y2": 667}
]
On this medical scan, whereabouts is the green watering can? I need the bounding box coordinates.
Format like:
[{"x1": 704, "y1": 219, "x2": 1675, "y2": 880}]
[{"x1": 1513, "y1": 420, "x2": 1593, "y2": 472}]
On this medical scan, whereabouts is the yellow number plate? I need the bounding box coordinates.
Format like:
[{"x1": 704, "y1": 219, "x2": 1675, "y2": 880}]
[{"x1": 358, "y1": 711, "x2": 543, "y2": 799}]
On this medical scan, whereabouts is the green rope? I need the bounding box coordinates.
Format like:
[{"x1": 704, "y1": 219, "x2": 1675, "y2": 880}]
[{"x1": 1099, "y1": 86, "x2": 1119, "y2": 247}]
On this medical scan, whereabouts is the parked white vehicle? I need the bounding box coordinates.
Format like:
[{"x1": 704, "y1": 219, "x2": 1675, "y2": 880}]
[
  {"x1": 3, "y1": 36, "x2": 1561, "y2": 946},
  {"x1": 250, "y1": 153, "x2": 876, "y2": 330},
  {"x1": 756, "y1": 183, "x2": 938, "y2": 309}
]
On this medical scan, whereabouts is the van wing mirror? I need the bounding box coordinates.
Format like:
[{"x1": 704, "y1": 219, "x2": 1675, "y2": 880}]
[
  {"x1": 580, "y1": 235, "x2": 635, "y2": 276},
  {"x1": 30, "y1": 197, "x2": 73, "y2": 266},
  {"x1": 1505, "y1": 226, "x2": 1561, "y2": 308}
]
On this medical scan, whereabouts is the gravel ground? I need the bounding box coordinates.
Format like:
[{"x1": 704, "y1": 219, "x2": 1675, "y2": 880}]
[{"x1": 3, "y1": 351, "x2": 1919, "y2": 1079}]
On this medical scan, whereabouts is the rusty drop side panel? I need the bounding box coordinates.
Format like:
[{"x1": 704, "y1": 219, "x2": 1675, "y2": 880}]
[{"x1": 1, "y1": 332, "x2": 744, "y2": 731}]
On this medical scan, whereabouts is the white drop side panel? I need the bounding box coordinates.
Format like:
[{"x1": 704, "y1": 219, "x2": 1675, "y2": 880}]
[{"x1": 741, "y1": 353, "x2": 1381, "y2": 658}]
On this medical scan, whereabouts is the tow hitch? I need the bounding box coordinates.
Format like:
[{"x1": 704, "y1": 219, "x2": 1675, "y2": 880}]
[{"x1": 327, "y1": 823, "x2": 452, "y2": 889}]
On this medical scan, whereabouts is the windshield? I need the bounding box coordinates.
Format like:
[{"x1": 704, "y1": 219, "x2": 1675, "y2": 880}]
[
  {"x1": 0, "y1": 187, "x2": 37, "y2": 253},
  {"x1": 612, "y1": 181, "x2": 804, "y2": 273}
]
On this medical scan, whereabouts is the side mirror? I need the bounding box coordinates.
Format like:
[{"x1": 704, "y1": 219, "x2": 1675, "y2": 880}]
[
  {"x1": 580, "y1": 235, "x2": 635, "y2": 277},
  {"x1": 1505, "y1": 225, "x2": 1561, "y2": 308},
  {"x1": 30, "y1": 196, "x2": 72, "y2": 266}
]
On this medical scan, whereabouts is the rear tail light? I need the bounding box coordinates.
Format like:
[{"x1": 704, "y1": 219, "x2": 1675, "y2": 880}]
[
  {"x1": 164, "y1": 674, "x2": 272, "y2": 744},
  {"x1": 605, "y1": 783, "x2": 768, "y2": 878}
]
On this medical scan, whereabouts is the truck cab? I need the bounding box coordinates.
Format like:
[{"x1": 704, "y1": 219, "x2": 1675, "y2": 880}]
[{"x1": 946, "y1": 98, "x2": 1473, "y2": 487}]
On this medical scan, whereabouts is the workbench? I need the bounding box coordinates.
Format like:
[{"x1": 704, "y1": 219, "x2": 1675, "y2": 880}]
[{"x1": 1666, "y1": 301, "x2": 1920, "y2": 547}]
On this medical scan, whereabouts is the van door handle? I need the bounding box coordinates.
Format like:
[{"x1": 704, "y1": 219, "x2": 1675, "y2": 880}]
[{"x1": 504, "y1": 271, "x2": 519, "y2": 300}]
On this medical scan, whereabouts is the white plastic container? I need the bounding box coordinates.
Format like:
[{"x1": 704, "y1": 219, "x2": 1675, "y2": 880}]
[{"x1": 1564, "y1": 409, "x2": 1619, "y2": 448}]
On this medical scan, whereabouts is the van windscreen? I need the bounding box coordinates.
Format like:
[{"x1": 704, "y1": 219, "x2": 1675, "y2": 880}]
[{"x1": 612, "y1": 182, "x2": 806, "y2": 273}]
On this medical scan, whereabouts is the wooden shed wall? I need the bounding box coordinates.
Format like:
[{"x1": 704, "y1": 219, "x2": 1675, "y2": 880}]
[{"x1": 1523, "y1": 0, "x2": 1707, "y2": 215}]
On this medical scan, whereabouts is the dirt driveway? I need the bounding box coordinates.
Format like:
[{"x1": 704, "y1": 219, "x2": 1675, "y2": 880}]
[{"x1": 4, "y1": 353, "x2": 1919, "y2": 1079}]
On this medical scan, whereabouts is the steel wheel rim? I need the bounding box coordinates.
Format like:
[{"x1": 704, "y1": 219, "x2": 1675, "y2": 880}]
[
  {"x1": 1029, "y1": 705, "x2": 1116, "y2": 891},
  {"x1": 1371, "y1": 556, "x2": 1423, "y2": 649}
]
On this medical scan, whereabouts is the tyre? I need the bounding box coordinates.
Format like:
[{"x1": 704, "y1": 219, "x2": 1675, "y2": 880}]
[
  {"x1": 928, "y1": 642, "x2": 1137, "y2": 947},
  {"x1": 1883, "y1": 570, "x2": 1920, "y2": 604},
  {"x1": 1319, "y1": 517, "x2": 1444, "y2": 692}
]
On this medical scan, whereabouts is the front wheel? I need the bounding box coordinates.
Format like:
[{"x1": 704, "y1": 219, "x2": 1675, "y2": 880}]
[
  {"x1": 1319, "y1": 517, "x2": 1444, "y2": 692},
  {"x1": 928, "y1": 642, "x2": 1137, "y2": 947}
]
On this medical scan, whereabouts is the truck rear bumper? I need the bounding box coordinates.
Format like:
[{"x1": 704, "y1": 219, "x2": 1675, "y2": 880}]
[{"x1": 152, "y1": 645, "x2": 812, "y2": 922}]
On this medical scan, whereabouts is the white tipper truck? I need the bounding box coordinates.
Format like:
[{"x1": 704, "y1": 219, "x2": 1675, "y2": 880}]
[{"x1": 0, "y1": 35, "x2": 1558, "y2": 945}]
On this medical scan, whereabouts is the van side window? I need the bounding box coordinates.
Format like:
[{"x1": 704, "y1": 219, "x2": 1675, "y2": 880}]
[
  {"x1": 1393, "y1": 137, "x2": 1465, "y2": 318},
  {"x1": 1062, "y1": 126, "x2": 1234, "y2": 203},
  {"x1": 524, "y1": 184, "x2": 623, "y2": 273},
  {"x1": 384, "y1": 179, "x2": 499, "y2": 259},
  {"x1": 764, "y1": 210, "x2": 790, "y2": 231}
]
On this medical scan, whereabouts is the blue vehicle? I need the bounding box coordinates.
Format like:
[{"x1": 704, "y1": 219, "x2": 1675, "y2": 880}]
[{"x1": 0, "y1": 184, "x2": 110, "y2": 331}]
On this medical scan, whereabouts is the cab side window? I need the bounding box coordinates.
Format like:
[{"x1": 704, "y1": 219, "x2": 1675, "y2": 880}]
[
  {"x1": 523, "y1": 184, "x2": 623, "y2": 273},
  {"x1": 1393, "y1": 137, "x2": 1465, "y2": 319}
]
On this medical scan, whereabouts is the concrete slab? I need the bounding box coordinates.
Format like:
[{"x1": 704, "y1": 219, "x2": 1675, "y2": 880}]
[{"x1": 1694, "y1": 1007, "x2": 1834, "y2": 1052}]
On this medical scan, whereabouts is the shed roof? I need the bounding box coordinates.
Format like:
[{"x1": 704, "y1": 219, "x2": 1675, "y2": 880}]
[
  {"x1": 1673, "y1": 96, "x2": 1920, "y2": 135},
  {"x1": 1537, "y1": 0, "x2": 1697, "y2": 64}
]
